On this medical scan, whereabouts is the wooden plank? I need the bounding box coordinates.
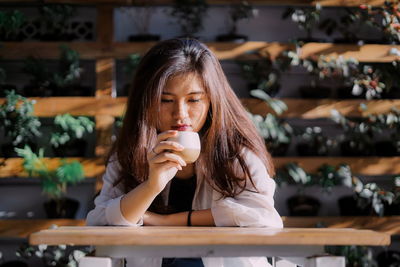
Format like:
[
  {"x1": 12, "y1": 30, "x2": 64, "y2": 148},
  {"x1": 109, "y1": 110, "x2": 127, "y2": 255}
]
[
  {"x1": 273, "y1": 157, "x2": 400, "y2": 175},
  {"x1": 0, "y1": 219, "x2": 85, "y2": 239},
  {"x1": 0, "y1": 97, "x2": 126, "y2": 117},
  {"x1": 282, "y1": 216, "x2": 400, "y2": 235},
  {"x1": 96, "y1": 58, "x2": 116, "y2": 97},
  {"x1": 1, "y1": 97, "x2": 398, "y2": 118},
  {"x1": 95, "y1": 115, "x2": 115, "y2": 157},
  {"x1": 0, "y1": 0, "x2": 385, "y2": 6},
  {"x1": 97, "y1": 5, "x2": 114, "y2": 47},
  {"x1": 1, "y1": 157, "x2": 398, "y2": 178},
  {"x1": 0, "y1": 157, "x2": 105, "y2": 178},
  {"x1": 241, "y1": 98, "x2": 400, "y2": 118},
  {"x1": 29, "y1": 226, "x2": 390, "y2": 246},
  {"x1": 1, "y1": 42, "x2": 399, "y2": 62}
]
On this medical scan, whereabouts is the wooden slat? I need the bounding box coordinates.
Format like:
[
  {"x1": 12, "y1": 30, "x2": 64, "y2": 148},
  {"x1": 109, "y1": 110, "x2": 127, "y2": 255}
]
[
  {"x1": 274, "y1": 157, "x2": 400, "y2": 175},
  {"x1": 29, "y1": 226, "x2": 390, "y2": 246},
  {"x1": 96, "y1": 58, "x2": 116, "y2": 97},
  {"x1": 1, "y1": 157, "x2": 400, "y2": 178},
  {"x1": 95, "y1": 115, "x2": 115, "y2": 157},
  {"x1": 1, "y1": 97, "x2": 399, "y2": 118},
  {"x1": 0, "y1": 157, "x2": 105, "y2": 178},
  {"x1": 241, "y1": 98, "x2": 400, "y2": 118},
  {"x1": 0, "y1": 219, "x2": 85, "y2": 239},
  {"x1": 0, "y1": 97, "x2": 126, "y2": 117},
  {"x1": 0, "y1": 0, "x2": 385, "y2": 6},
  {"x1": 1, "y1": 42, "x2": 399, "y2": 62},
  {"x1": 283, "y1": 216, "x2": 400, "y2": 235}
]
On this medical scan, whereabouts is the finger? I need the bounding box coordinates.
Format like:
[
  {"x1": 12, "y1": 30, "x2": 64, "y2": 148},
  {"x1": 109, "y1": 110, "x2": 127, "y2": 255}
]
[
  {"x1": 156, "y1": 130, "x2": 178, "y2": 143},
  {"x1": 150, "y1": 152, "x2": 187, "y2": 167},
  {"x1": 153, "y1": 141, "x2": 184, "y2": 154}
]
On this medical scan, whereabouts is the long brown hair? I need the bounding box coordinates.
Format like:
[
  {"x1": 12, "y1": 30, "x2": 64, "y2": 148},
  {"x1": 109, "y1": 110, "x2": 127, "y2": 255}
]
[{"x1": 110, "y1": 38, "x2": 275, "y2": 203}]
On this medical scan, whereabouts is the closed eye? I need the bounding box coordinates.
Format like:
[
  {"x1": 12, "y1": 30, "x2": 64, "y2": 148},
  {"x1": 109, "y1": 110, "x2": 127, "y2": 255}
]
[{"x1": 161, "y1": 99, "x2": 173, "y2": 103}]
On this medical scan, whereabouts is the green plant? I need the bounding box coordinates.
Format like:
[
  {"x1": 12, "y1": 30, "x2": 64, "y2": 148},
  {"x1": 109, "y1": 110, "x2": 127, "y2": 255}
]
[
  {"x1": 275, "y1": 162, "x2": 314, "y2": 192},
  {"x1": 237, "y1": 56, "x2": 281, "y2": 97},
  {"x1": 0, "y1": 10, "x2": 25, "y2": 41},
  {"x1": 295, "y1": 126, "x2": 336, "y2": 156},
  {"x1": 248, "y1": 112, "x2": 292, "y2": 156},
  {"x1": 38, "y1": 5, "x2": 76, "y2": 39},
  {"x1": 0, "y1": 90, "x2": 41, "y2": 146},
  {"x1": 120, "y1": 2, "x2": 155, "y2": 36},
  {"x1": 317, "y1": 164, "x2": 357, "y2": 193},
  {"x1": 168, "y1": 0, "x2": 208, "y2": 37},
  {"x1": 325, "y1": 245, "x2": 378, "y2": 267},
  {"x1": 352, "y1": 65, "x2": 386, "y2": 99},
  {"x1": 17, "y1": 241, "x2": 88, "y2": 267},
  {"x1": 357, "y1": 182, "x2": 395, "y2": 216},
  {"x1": 22, "y1": 45, "x2": 83, "y2": 96},
  {"x1": 15, "y1": 146, "x2": 84, "y2": 200},
  {"x1": 331, "y1": 109, "x2": 376, "y2": 155},
  {"x1": 124, "y1": 53, "x2": 142, "y2": 76},
  {"x1": 226, "y1": 0, "x2": 255, "y2": 36},
  {"x1": 281, "y1": 4, "x2": 322, "y2": 41},
  {"x1": 50, "y1": 114, "x2": 94, "y2": 148}
]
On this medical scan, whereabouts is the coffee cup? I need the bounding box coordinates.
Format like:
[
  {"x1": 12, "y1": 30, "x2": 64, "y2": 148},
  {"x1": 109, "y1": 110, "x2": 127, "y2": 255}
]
[{"x1": 167, "y1": 131, "x2": 201, "y2": 163}]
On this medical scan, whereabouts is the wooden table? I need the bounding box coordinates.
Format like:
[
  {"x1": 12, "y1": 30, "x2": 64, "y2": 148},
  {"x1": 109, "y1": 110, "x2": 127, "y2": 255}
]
[{"x1": 30, "y1": 226, "x2": 391, "y2": 267}]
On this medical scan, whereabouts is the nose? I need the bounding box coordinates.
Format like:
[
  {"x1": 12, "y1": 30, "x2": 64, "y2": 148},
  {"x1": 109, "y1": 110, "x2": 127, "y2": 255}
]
[{"x1": 172, "y1": 100, "x2": 188, "y2": 120}]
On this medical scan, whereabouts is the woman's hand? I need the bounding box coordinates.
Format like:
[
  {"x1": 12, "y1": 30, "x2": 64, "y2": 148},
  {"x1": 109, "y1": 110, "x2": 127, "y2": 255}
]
[{"x1": 147, "y1": 130, "x2": 186, "y2": 193}]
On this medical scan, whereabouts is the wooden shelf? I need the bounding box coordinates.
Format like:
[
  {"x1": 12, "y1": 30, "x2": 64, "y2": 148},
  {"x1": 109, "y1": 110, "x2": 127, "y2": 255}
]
[
  {"x1": 1, "y1": 97, "x2": 398, "y2": 118},
  {"x1": 1, "y1": 42, "x2": 399, "y2": 62},
  {"x1": 274, "y1": 157, "x2": 400, "y2": 175},
  {"x1": 0, "y1": 157, "x2": 105, "y2": 178},
  {"x1": 0, "y1": 0, "x2": 385, "y2": 6},
  {"x1": 283, "y1": 216, "x2": 400, "y2": 235},
  {"x1": 1, "y1": 157, "x2": 399, "y2": 178},
  {"x1": 0, "y1": 219, "x2": 85, "y2": 239}
]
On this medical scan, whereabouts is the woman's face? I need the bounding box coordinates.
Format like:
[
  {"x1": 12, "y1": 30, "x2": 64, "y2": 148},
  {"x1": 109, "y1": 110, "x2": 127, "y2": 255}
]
[{"x1": 158, "y1": 73, "x2": 210, "y2": 133}]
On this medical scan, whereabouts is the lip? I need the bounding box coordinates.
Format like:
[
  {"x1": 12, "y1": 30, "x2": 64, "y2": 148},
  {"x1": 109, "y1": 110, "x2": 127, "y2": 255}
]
[{"x1": 171, "y1": 124, "x2": 192, "y2": 131}]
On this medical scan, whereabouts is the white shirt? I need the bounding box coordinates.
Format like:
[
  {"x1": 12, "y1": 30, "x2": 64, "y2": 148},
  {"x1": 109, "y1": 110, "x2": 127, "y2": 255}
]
[{"x1": 86, "y1": 149, "x2": 283, "y2": 267}]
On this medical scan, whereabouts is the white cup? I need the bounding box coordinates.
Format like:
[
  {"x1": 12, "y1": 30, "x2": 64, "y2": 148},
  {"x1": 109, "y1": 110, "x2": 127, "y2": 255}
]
[{"x1": 167, "y1": 131, "x2": 201, "y2": 164}]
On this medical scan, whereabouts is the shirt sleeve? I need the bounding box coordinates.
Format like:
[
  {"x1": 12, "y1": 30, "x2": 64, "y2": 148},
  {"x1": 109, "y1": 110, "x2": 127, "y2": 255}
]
[
  {"x1": 211, "y1": 150, "x2": 283, "y2": 228},
  {"x1": 86, "y1": 157, "x2": 143, "y2": 226}
]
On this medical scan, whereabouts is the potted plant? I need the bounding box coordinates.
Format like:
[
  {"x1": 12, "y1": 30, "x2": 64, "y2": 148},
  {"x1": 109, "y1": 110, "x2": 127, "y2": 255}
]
[
  {"x1": 331, "y1": 109, "x2": 376, "y2": 156},
  {"x1": 325, "y1": 245, "x2": 378, "y2": 267},
  {"x1": 121, "y1": 53, "x2": 142, "y2": 96},
  {"x1": 17, "y1": 242, "x2": 88, "y2": 267},
  {"x1": 37, "y1": 4, "x2": 76, "y2": 41},
  {"x1": 50, "y1": 114, "x2": 94, "y2": 157},
  {"x1": 295, "y1": 126, "x2": 336, "y2": 156},
  {"x1": 384, "y1": 176, "x2": 400, "y2": 215},
  {"x1": 216, "y1": 0, "x2": 256, "y2": 43},
  {"x1": 0, "y1": 10, "x2": 25, "y2": 41},
  {"x1": 15, "y1": 146, "x2": 84, "y2": 218},
  {"x1": 120, "y1": 2, "x2": 160, "y2": 42},
  {"x1": 0, "y1": 90, "x2": 41, "y2": 157},
  {"x1": 276, "y1": 162, "x2": 320, "y2": 216},
  {"x1": 281, "y1": 4, "x2": 323, "y2": 43},
  {"x1": 22, "y1": 45, "x2": 88, "y2": 97},
  {"x1": 0, "y1": 67, "x2": 18, "y2": 97},
  {"x1": 236, "y1": 55, "x2": 281, "y2": 97},
  {"x1": 167, "y1": 0, "x2": 208, "y2": 39}
]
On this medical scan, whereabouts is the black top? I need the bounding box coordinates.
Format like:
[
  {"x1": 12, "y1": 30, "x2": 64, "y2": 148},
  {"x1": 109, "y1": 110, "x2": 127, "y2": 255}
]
[{"x1": 168, "y1": 175, "x2": 196, "y2": 213}]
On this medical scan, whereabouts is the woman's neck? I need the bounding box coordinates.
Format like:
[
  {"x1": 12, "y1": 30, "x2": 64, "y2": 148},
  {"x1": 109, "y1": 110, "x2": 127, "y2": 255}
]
[{"x1": 175, "y1": 163, "x2": 195, "y2": 179}]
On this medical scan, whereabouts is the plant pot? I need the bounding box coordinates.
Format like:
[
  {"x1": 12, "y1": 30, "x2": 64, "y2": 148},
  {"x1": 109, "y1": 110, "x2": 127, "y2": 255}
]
[
  {"x1": 1, "y1": 142, "x2": 37, "y2": 158},
  {"x1": 381, "y1": 86, "x2": 400, "y2": 99},
  {"x1": 287, "y1": 195, "x2": 320, "y2": 216},
  {"x1": 296, "y1": 143, "x2": 328, "y2": 156},
  {"x1": 23, "y1": 84, "x2": 53, "y2": 97},
  {"x1": 336, "y1": 86, "x2": 364, "y2": 99},
  {"x1": 0, "y1": 260, "x2": 29, "y2": 267},
  {"x1": 52, "y1": 139, "x2": 88, "y2": 157},
  {"x1": 340, "y1": 141, "x2": 373, "y2": 157},
  {"x1": 57, "y1": 85, "x2": 94, "y2": 96},
  {"x1": 337, "y1": 195, "x2": 372, "y2": 216},
  {"x1": 296, "y1": 38, "x2": 327, "y2": 43},
  {"x1": 128, "y1": 34, "x2": 160, "y2": 42},
  {"x1": 376, "y1": 250, "x2": 400, "y2": 267},
  {"x1": 266, "y1": 141, "x2": 290, "y2": 156},
  {"x1": 43, "y1": 197, "x2": 80, "y2": 218},
  {"x1": 299, "y1": 85, "x2": 332, "y2": 98},
  {"x1": 40, "y1": 32, "x2": 75, "y2": 42},
  {"x1": 384, "y1": 201, "x2": 400, "y2": 216},
  {"x1": 215, "y1": 33, "x2": 248, "y2": 43},
  {"x1": 375, "y1": 141, "x2": 399, "y2": 156},
  {"x1": 332, "y1": 37, "x2": 361, "y2": 44}
]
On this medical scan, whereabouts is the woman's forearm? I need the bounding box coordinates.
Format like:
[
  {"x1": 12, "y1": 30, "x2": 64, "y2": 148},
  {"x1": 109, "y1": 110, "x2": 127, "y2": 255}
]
[
  {"x1": 120, "y1": 180, "x2": 161, "y2": 224},
  {"x1": 145, "y1": 209, "x2": 215, "y2": 226}
]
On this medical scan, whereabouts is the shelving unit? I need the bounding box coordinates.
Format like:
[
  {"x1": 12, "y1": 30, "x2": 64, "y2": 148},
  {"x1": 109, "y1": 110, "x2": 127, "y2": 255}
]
[{"x1": 0, "y1": 1, "x2": 399, "y2": 248}]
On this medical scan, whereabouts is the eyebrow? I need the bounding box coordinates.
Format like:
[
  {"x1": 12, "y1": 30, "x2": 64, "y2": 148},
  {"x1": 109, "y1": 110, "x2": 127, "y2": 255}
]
[{"x1": 162, "y1": 91, "x2": 205, "y2": 96}]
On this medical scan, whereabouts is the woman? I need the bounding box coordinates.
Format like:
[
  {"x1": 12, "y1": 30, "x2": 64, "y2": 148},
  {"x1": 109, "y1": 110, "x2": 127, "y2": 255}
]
[{"x1": 86, "y1": 38, "x2": 283, "y2": 267}]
